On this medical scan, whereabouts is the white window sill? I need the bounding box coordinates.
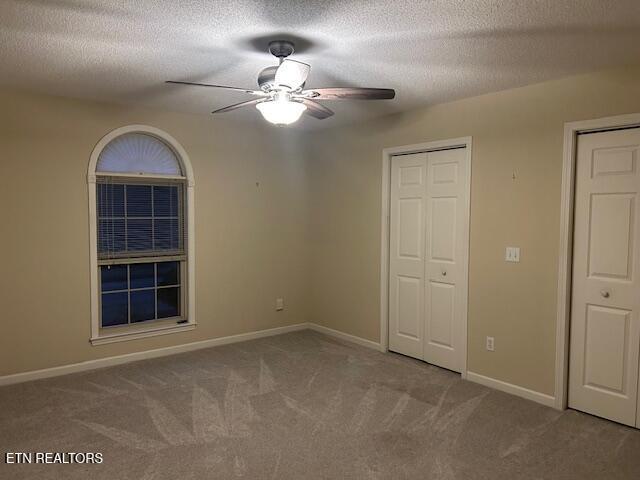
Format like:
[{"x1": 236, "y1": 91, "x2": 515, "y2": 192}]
[{"x1": 90, "y1": 322, "x2": 195, "y2": 346}]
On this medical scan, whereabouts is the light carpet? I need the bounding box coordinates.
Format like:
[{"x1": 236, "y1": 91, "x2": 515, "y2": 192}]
[{"x1": 1, "y1": 330, "x2": 639, "y2": 479}]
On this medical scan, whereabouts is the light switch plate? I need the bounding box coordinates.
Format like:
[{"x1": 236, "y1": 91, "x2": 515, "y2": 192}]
[
  {"x1": 275, "y1": 298, "x2": 284, "y2": 311},
  {"x1": 505, "y1": 247, "x2": 520, "y2": 262}
]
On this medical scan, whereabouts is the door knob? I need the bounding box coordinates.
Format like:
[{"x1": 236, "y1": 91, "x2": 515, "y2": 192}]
[
  {"x1": 601, "y1": 290, "x2": 610, "y2": 298},
  {"x1": 442, "y1": 270, "x2": 447, "y2": 276}
]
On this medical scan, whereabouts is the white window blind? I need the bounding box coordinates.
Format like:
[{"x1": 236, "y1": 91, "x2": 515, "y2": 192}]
[
  {"x1": 97, "y1": 180, "x2": 186, "y2": 260},
  {"x1": 96, "y1": 133, "x2": 183, "y2": 176}
]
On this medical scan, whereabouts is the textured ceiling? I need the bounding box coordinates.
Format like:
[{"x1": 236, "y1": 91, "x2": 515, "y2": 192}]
[{"x1": 1, "y1": 0, "x2": 640, "y2": 129}]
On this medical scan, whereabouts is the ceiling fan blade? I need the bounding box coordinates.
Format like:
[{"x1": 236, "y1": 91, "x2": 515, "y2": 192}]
[
  {"x1": 303, "y1": 87, "x2": 395, "y2": 100},
  {"x1": 274, "y1": 59, "x2": 310, "y2": 89},
  {"x1": 300, "y1": 99, "x2": 334, "y2": 120},
  {"x1": 211, "y1": 98, "x2": 265, "y2": 114},
  {"x1": 166, "y1": 80, "x2": 265, "y2": 96}
]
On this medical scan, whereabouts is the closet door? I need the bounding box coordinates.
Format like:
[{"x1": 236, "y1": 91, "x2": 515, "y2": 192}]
[
  {"x1": 388, "y1": 147, "x2": 468, "y2": 372},
  {"x1": 389, "y1": 153, "x2": 428, "y2": 359},
  {"x1": 569, "y1": 128, "x2": 640, "y2": 427},
  {"x1": 423, "y1": 148, "x2": 468, "y2": 372}
]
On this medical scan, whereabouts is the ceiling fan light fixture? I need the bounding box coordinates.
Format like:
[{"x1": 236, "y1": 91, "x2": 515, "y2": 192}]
[
  {"x1": 167, "y1": 40, "x2": 394, "y2": 123},
  {"x1": 256, "y1": 95, "x2": 306, "y2": 125}
]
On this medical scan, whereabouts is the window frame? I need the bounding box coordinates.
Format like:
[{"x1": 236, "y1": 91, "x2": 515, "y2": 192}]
[{"x1": 88, "y1": 125, "x2": 196, "y2": 345}]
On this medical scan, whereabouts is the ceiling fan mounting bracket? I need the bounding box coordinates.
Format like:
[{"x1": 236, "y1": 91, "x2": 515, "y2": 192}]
[{"x1": 268, "y1": 40, "x2": 295, "y2": 59}]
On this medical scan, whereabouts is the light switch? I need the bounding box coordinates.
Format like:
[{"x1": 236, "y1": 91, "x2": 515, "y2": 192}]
[
  {"x1": 505, "y1": 247, "x2": 520, "y2": 263},
  {"x1": 275, "y1": 298, "x2": 284, "y2": 311}
]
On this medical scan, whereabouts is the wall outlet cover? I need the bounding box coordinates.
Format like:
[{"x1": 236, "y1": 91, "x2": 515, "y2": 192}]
[
  {"x1": 486, "y1": 336, "x2": 495, "y2": 352},
  {"x1": 275, "y1": 298, "x2": 284, "y2": 311}
]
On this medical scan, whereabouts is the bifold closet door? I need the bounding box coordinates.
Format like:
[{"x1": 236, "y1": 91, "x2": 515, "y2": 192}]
[
  {"x1": 569, "y1": 127, "x2": 640, "y2": 428},
  {"x1": 423, "y1": 148, "x2": 468, "y2": 372},
  {"x1": 389, "y1": 153, "x2": 428, "y2": 359},
  {"x1": 388, "y1": 148, "x2": 468, "y2": 373}
]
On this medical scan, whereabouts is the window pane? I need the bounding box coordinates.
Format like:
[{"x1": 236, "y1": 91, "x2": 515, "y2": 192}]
[
  {"x1": 100, "y1": 265, "x2": 128, "y2": 291},
  {"x1": 127, "y1": 219, "x2": 153, "y2": 251},
  {"x1": 97, "y1": 184, "x2": 125, "y2": 217},
  {"x1": 98, "y1": 219, "x2": 126, "y2": 253},
  {"x1": 101, "y1": 292, "x2": 128, "y2": 326},
  {"x1": 126, "y1": 185, "x2": 152, "y2": 217},
  {"x1": 157, "y1": 287, "x2": 180, "y2": 318},
  {"x1": 130, "y1": 290, "x2": 156, "y2": 322},
  {"x1": 153, "y1": 218, "x2": 180, "y2": 250},
  {"x1": 157, "y1": 261, "x2": 179, "y2": 286},
  {"x1": 153, "y1": 185, "x2": 179, "y2": 217},
  {"x1": 130, "y1": 263, "x2": 155, "y2": 289}
]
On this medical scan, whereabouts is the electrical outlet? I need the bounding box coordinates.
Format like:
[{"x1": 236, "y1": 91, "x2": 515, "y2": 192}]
[
  {"x1": 486, "y1": 336, "x2": 495, "y2": 352},
  {"x1": 275, "y1": 298, "x2": 284, "y2": 311}
]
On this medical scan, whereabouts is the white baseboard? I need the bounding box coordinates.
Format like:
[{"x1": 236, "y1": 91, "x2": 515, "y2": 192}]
[
  {"x1": 466, "y1": 371, "x2": 557, "y2": 408},
  {"x1": 0, "y1": 323, "x2": 309, "y2": 386},
  {"x1": 307, "y1": 323, "x2": 382, "y2": 351},
  {"x1": 0, "y1": 324, "x2": 559, "y2": 410},
  {"x1": 0, "y1": 323, "x2": 383, "y2": 386}
]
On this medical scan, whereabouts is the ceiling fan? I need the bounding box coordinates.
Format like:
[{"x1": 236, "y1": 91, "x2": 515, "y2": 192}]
[{"x1": 166, "y1": 40, "x2": 395, "y2": 126}]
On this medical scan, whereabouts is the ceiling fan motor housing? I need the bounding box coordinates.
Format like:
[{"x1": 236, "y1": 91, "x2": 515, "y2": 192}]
[
  {"x1": 258, "y1": 41, "x2": 297, "y2": 89},
  {"x1": 268, "y1": 40, "x2": 295, "y2": 59}
]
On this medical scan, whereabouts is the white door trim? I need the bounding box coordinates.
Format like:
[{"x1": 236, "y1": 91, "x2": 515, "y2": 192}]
[
  {"x1": 380, "y1": 137, "x2": 472, "y2": 378},
  {"x1": 556, "y1": 113, "x2": 640, "y2": 410}
]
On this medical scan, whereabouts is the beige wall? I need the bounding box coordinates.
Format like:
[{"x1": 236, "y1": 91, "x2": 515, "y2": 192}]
[
  {"x1": 307, "y1": 65, "x2": 640, "y2": 396},
  {"x1": 4, "y1": 65, "x2": 640, "y2": 394},
  {"x1": 0, "y1": 88, "x2": 312, "y2": 376}
]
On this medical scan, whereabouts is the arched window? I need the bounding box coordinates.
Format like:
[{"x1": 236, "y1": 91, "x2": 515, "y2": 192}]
[{"x1": 88, "y1": 125, "x2": 195, "y2": 345}]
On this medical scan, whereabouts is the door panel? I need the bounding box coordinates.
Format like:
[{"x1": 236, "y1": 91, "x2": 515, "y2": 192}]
[
  {"x1": 429, "y1": 197, "x2": 457, "y2": 262},
  {"x1": 389, "y1": 153, "x2": 427, "y2": 358},
  {"x1": 588, "y1": 194, "x2": 634, "y2": 279},
  {"x1": 396, "y1": 276, "x2": 422, "y2": 339},
  {"x1": 431, "y1": 161, "x2": 459, "y2": 185},
  {"x1": 591, "y1": 146, "x2": 636, "y2": 177},
  {"x1": 569, "y1": 127, "x2": 640, "y2": 427},
  {"x1": 427, "y1": 281, "x2": 455, "y2": 348},
  {"x1": 424, "y1": 148, "x2": 468, "y2": 372},
  {"x1": 583, "y1": 305, "x2": 630, "y2": 394},
  {"x1": 398, "y1": 198, "x2": 424, "y2": 258}
]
